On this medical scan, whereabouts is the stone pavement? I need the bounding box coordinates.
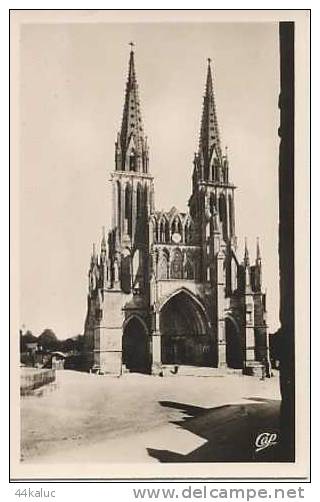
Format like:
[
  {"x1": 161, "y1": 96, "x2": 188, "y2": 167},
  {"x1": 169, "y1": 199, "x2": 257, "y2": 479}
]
[{"x1": 21, "y1": 370, "x2": 281, "y2": 464}]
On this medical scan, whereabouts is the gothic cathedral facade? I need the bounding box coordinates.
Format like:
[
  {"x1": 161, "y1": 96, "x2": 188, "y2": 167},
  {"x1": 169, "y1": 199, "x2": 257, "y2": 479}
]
[{"x1": 83, "y1": 49, "x2": 269, "y2": 376}]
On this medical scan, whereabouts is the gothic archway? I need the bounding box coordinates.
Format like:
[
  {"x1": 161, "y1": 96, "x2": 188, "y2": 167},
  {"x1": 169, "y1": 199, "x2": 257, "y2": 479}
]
[
  {"x1": 225, "y1": 316, "x2": 243, "y2": 369},
  {"x1": 122, "y1": 316, "x2": 149, "y2": 373},
  {"x1": 160, "y1": 290, "x2": 211, "y2": 366}
]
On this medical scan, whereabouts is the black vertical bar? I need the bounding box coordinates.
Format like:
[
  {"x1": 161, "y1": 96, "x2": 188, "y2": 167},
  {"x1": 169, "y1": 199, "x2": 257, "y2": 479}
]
[{"x1": 278, "y1": 21, "x2": 295, "y2": 462}]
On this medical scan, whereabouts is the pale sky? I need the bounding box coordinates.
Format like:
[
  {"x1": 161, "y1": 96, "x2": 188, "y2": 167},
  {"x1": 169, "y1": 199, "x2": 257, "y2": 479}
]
[{"x1": 20, "y1": 22, "x2": 280, "y2": 338}]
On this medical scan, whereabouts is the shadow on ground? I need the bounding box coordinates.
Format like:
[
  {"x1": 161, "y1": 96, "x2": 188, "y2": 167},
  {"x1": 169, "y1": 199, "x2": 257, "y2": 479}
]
[{"x1": 147, "y1": 397, "x2": 282, "y2": 463}]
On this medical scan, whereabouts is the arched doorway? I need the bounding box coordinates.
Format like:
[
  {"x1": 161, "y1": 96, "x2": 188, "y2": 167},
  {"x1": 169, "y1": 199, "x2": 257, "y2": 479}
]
[
  {"x1": 122, "y1": 317, "x2": 149, "y2": 373},
  {"x1": 160, "y1": 290, "x2": 211, "y2": 366},
  {"x1": 225, "y1": 316, "x2": 243, "y2": 369}
]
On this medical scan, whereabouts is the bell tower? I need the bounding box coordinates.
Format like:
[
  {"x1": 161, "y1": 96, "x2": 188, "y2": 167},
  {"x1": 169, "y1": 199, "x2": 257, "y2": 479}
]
[
  {"x1": 109, "y1": 44, "x2": 155, "y2": 292},
  {"x1": 189, "y1": 59, "x2": 237, "y2": 282}
]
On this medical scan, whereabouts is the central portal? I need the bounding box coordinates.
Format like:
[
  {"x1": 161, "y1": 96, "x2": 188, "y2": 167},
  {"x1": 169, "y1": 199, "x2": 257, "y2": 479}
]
[{"x1": 160, "y1": 290, "x2": 211, "y2": 366}]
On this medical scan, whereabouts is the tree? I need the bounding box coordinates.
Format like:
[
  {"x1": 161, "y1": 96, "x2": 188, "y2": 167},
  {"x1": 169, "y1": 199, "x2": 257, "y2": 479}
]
[
  {"x1": 61, "y1": 338, "x2": 75, "y2": 353},
  {"x1": 74, "y1": 334, "x2": 85, "y2": 353},
  {"x1": 38, "y1": 329, "x2": 59, "y2": 351}
]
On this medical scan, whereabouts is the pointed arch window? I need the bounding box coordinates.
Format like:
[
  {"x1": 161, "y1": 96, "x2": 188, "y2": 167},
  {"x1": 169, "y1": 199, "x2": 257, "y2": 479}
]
[
  {"x1": 185, "y1": 259, "x2": 194, "y2": 280},
  {"x1": 144, "y1": 185, "x2": 149, "y2": 210},
  {"x1": 152, "y1": 220, "x2": 157, "y2": 242},
  {"x1": 117, "y1": 180, "x2": 121, "y2": 230},
  {"x1": 160, "y1": 219, "x2": 166, "y2": 243},
  {"x1": 129, "y1": 150, "x2": 136, "y2": 171},
  {"x1": 171, "y1": 249, "x2": 183, "y2": 279},
  {"x1": 184, "y1": 221, "x2": 190, "y2": 244},
  {"x1": 125, "y1": 184, "x2": 132, "y2": 236},
  {"x1": 229, "y1": 194, "x2": 234, "y2": 237},
  {"x1": 171, "y1": 217, "x2": 182, "y2": 238},
  {"x1": 142, "y1": 154, "x2": 148, "y2": 174},
  {"x1": 204, "y1": 163, "x2": 210, "y2": 180},
  {"x1": 184, "y1": 219, "x2": 193, "y2": 244},
  {"x1": 219, "y1": 193, "x2": 228, "y2": 242},
  {"x1": 210, "y1": 193, "x2": 216, "y2": 215},
  {"x1": 137, "y1": 183, "x2": 143, "y2": 216},
  {"x1": 158, "y1": 251, "x2": 169, "y2": 280}
]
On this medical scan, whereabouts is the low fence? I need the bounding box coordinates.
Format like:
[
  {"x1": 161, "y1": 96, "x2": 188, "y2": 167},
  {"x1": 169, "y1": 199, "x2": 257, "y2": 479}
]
[{"x1": 20, "y1": 368, "x2": 56, "y2": 396}]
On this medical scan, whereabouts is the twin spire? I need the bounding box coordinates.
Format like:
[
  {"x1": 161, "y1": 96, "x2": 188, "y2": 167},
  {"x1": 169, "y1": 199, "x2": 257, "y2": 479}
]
[
  {"x1": 243, "y1": 237, "x2": 263, "y2": 267},
  {"x1": 192, "y1": 58, "x2": 229, "y2": 184},
  {"x1": 116, "y1": 44, "x2": 149, "y2": 173},
  {"x1": 116, "y1": 47, "x2": 224, "y2": 179},
  {"x1": 242, "y1": 237, "x2": 263, "y2": 293},
  {"x1": 120, "y1": 45, "x2": 144, "y2": 146},
  {"x1": 199, "y1": 58, "x2": 222, "y2": 160}
]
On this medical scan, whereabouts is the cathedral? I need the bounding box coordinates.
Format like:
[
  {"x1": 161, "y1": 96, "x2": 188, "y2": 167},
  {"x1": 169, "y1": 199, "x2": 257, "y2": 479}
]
[{"x1": 83, "y1": 47, "x2": 269, "y2": 377}]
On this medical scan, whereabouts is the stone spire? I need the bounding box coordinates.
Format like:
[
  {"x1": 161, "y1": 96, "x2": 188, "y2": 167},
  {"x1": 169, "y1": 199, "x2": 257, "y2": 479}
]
[
  {"x1": 100, "y1": 226, "x2": 107, "y2": 265},
  {"x1": 243, "y1": 237, "x2": 252, "y2": 292},
  {"x1": 254, "y1": 237, "x2": 262, "y2": 292},
  {"x1": 101, "y1": 226, "x2": 106, "y2": 253},
  {"x1": 256, "y1": 237, "x2": 261, "y2": 262},
  {"x1": 115, "y1": 44, "x2": 149, "y2": 173},
  {"x1": 244, "y1": 237, "x2": 250, "y2": 267},
  {"x1": 199, "y1": 58, "x2": 222, "y2": 164},
  {"x1": 91, "y1": 243, "x2": 97, "y2": 264}
]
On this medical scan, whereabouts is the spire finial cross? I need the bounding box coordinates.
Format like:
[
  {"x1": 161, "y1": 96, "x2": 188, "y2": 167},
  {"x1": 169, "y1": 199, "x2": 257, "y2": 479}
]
[
  {"x1": 129, "y1": 41, "x2": 135, "y2": 51},
  {"x1": 207, "y1": 57, "x2": 211, "y2": 65}
]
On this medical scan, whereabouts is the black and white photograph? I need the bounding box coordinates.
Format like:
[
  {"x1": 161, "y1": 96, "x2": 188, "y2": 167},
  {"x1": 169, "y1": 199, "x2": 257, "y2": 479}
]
[{"x1": 10, "y1": 9, "x2": 310, "y2": 481}]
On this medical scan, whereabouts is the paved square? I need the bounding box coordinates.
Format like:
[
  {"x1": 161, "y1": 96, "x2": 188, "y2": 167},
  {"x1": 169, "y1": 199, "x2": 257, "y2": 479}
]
[{"x1": 21, "y1": 370, "x2": 281, "y2": 463}]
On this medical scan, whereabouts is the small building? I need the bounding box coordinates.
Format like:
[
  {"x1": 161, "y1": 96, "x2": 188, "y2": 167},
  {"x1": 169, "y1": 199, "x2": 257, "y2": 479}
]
[
  {"x1": 25, "y1": 341, "x2": 40, "y2": 353},
  {"x1": 49, "y1": 351, "x2": 67, "y2": 370}
]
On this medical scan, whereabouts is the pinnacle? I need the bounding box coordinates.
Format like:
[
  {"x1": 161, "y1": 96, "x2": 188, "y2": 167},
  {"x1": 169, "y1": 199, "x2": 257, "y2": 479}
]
[
  {"x1": 101, "y1": 226, "x2": 107, "y2": 251},
  {"x1": 256, "y1": 237, "x2": 261, "y2": 261},
  {"x1": 244, "y1": 237, "x2": 250, "y2": 266}
]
